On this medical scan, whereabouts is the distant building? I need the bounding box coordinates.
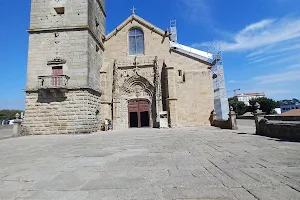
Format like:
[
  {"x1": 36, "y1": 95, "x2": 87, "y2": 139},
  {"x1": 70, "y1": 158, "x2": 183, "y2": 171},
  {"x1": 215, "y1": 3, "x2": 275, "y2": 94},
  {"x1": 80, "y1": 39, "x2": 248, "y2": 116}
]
[
  {"x1": 235, "y1": 93, "x2": 265, "y2": 106},
  {"x1": 281, "y1": 104, "x2": 300, "y2": 113},
  {"x1": 274, "y1": 108, "x2": 282, "y2": 114}
]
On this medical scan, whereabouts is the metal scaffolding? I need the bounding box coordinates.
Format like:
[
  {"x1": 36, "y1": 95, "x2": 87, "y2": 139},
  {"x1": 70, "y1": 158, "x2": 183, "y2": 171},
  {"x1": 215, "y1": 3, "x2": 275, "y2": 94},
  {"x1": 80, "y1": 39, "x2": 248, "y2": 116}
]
[
  {"x1": 170, "y1": 20, "x2": 178, "y2": 43},
  {"x1": 208, "y1": 41, "x2": 229, "y2": 120}
]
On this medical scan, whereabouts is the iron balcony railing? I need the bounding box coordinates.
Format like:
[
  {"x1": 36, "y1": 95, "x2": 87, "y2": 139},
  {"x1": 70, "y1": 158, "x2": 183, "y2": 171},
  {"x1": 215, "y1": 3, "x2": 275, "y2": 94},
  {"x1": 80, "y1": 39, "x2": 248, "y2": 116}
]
[{"x1": 38, "y1": 75, "x2": 70, "y2": 89}]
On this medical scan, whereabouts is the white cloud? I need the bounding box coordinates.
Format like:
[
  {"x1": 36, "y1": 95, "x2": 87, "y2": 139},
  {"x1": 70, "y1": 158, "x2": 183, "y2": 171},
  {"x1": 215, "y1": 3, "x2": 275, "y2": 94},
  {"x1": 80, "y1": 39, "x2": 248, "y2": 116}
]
[
  {"x1": 248, "y1": 54, "x2": 279, "y2": 64},
  {"x1": 247, "y1": 41, "x2": 300, "y2": 58},
  {"x1": 223, "y1": 17, "x2": 300, "y2": 52},
  {"x1": 248, "y1": 51, "x2": 292, "y2": 64},
  {"x1": 263, "y1": 52, "x2": 300, "y2": 67},
  {"x1": 196, "y1": 16, "x2": 300, "y2": 52},
  {"x1": 177, "y1": 0, "x2": 212, "y2": 23},
  {"x1": 253, "y1": 70, "x2": 300, "y2": 84},
  {"x1": 228, "y1": 80, "x2": 238, "y2": 84},
  {"x1": 266, "y1": 89, "x2": 293, "y2": 95},
  {"x1": 239, "y1": 19, "x2": 274, "y2": 36},
  {"x1": 286, "y1": 64, "x2": 300, "y2": 69}
]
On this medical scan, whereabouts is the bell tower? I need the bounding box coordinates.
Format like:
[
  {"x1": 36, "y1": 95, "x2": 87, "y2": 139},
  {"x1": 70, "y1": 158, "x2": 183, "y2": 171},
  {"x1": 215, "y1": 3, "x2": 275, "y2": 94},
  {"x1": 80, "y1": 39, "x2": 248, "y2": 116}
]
[{"x1": 24, "y1": 0, "x2": 106, "y2": 134}]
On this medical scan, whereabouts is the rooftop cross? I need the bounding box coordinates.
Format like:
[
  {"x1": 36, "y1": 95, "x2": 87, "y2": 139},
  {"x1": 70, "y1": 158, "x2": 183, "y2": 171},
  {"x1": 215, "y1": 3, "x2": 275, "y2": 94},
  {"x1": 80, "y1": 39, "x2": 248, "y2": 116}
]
[{"x1": 131, "y1": 6, "x2": 136, "y2": 14}]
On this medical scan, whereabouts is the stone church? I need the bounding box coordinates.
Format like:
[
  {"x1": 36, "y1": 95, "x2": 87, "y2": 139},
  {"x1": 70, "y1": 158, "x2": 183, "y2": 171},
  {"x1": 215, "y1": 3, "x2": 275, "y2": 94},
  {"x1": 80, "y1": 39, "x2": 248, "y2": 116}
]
[{"x1": 24, "y1": 0, "x2": 217, "y2": 134}]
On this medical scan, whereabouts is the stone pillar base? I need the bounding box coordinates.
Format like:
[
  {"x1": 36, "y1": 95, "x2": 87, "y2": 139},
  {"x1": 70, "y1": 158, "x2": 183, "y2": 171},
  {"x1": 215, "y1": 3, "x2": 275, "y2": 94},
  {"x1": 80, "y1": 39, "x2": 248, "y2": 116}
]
[{"x1": 23, "y1": 89, "x2": 101, "y2": 135}]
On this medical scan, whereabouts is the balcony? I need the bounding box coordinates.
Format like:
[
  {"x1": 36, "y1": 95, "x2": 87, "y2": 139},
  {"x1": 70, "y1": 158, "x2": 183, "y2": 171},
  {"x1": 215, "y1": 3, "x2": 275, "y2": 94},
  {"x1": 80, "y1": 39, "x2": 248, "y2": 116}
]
[{"x1": 38, "y1": 75, "x2": 70, "y2": 90}]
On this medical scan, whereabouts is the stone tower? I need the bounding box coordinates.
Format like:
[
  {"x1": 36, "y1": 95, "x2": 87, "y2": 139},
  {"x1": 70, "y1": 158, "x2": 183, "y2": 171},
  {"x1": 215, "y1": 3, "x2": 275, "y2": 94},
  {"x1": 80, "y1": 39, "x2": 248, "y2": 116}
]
[{"x1": 24, "y1": 0, "x2": 106, "y2": 134}]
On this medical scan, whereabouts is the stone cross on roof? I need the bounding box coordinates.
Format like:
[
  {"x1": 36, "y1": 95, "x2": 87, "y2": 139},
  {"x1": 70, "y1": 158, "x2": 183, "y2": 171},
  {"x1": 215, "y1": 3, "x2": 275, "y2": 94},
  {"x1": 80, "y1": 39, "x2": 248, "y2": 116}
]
[{"x1": 131, "y1": 6, "x2": 136, "y2": 14}]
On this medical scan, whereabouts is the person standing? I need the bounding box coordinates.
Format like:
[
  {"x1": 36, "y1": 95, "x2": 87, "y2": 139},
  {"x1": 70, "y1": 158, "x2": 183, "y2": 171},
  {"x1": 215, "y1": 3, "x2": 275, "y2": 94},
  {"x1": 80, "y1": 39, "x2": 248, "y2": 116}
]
[
  {"x1": 104, "y1": 118, "x2": 109, "y2": 131},
  {"x1": 108, "y1": 120, "x2": 112, "y2": 130}
]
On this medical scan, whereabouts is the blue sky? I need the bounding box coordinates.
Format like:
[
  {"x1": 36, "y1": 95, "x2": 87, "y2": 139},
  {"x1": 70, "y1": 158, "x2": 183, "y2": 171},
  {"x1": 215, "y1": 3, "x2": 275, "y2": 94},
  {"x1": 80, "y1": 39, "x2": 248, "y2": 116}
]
[{"x1": 1, "y1": 0, "x2": 300, "y2": 110}]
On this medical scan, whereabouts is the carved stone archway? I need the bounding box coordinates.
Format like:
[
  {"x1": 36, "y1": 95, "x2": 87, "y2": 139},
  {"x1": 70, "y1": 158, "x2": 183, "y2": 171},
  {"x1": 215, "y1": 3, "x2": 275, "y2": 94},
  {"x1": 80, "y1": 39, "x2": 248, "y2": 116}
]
[
  {"x1": 113, "y1": 74, "x2": 156, "y2": 130},
  {"x1": 121, "y1": 74, "x2": 154, "y2": 97}
]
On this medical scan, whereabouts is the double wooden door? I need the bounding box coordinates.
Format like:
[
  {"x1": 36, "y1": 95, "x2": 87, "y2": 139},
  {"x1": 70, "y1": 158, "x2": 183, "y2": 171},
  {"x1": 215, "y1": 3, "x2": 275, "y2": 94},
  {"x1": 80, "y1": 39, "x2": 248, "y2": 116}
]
[{"x1": 128, "y1": 100, "x2": 150, "y2": 128}]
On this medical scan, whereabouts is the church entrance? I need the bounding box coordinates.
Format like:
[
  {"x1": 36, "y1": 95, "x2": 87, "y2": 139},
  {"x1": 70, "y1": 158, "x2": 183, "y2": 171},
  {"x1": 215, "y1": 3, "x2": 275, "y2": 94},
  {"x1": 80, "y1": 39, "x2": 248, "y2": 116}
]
[{"x1": 128, "y1": 100, "x2": 150, "y2": 128}]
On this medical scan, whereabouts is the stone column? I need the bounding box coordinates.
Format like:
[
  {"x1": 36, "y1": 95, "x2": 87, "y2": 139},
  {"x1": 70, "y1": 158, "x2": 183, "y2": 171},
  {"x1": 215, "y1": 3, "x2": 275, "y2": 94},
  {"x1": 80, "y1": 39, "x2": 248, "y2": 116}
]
[
  {"x1": 209, "y1": 110, "x2": 216, "y2": 126},
  {"x1": 229, "y1": 106, "x2": 238, "y2": 130},
  {"x1": 166, "y1": 66, "x2": 178, "y2": 128},
  {"x1": 253, "y1": 103, "x2": 265, "y2": 135},
  {"x1": 13, "y1": 113, "x2": 22, "y2": 137}
]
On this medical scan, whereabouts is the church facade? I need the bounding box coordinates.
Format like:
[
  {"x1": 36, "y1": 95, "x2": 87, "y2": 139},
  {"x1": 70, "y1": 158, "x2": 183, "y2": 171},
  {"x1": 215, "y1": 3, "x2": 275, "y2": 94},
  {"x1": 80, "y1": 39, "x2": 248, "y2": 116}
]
[
  {"x1": 102, "y1": 14, "x2": 215, "y2": 130},
  {"x1": 24, "y1": 0, "x2": 216, "y2": 134}
]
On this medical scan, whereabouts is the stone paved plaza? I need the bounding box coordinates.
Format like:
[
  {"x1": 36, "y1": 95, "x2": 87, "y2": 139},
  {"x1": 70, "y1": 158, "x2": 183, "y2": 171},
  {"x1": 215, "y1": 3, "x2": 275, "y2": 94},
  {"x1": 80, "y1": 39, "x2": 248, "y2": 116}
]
[
  {"x1": 0, "y1": 124, "x2": 300, "y2": 200},
  {"x1": 0, "y1": 126, "x2": 13, "y2": 140}
]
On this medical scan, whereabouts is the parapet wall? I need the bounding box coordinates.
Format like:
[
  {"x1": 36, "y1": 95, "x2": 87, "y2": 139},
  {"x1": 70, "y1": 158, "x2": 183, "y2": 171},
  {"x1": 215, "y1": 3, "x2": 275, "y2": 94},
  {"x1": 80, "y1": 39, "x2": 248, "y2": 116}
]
[
  {"x1": 265, "y1": 115, "x2": 300, "y2": 121},
  {"x1": 257, "y1": 119, "x2": 300, "y2": 141}
]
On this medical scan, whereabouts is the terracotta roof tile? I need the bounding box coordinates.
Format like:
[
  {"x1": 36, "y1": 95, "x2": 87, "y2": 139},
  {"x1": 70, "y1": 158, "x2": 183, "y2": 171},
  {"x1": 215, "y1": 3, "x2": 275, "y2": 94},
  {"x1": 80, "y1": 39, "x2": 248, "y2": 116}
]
[{"x1": 281, "y1": 109, "x2": 300, "y2": 116}]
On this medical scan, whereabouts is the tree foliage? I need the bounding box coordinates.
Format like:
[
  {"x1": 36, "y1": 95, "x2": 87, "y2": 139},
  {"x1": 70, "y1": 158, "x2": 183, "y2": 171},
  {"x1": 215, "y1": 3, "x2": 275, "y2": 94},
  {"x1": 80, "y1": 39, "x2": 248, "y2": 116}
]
[
  {"x1": 249, "y1": 97, "x2": 277, "y2": 114},
  {"x1": 0, "y1": 110, "x2": 24, "y2": 121},
  {"x1": 228, "y1": 97, "x2": 247, "y2": 115}
]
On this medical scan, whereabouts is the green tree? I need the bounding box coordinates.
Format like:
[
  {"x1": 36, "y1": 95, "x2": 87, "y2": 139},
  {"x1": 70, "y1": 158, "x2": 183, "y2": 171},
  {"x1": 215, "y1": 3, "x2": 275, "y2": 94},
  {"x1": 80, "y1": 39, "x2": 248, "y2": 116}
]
[
  {"x1": 228, "y1": 97, "x2": 238, "y2": 108},
  {"x1": 228, "y1": 97, "x2": 247, "y2": 115},
  {"x1": 0, "y1": 110, "x2": 23, "y2": 121},
  {"x1": 236, "y1": 101, "x2": 247, "y2": 115},
  {"x1": 249, "y1": 97, "x2": 277, "y2": 114}
]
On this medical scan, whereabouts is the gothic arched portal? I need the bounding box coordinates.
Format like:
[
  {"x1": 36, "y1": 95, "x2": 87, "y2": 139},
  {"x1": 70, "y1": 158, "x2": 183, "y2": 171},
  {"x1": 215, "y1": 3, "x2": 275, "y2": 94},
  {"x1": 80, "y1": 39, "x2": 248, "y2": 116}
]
[
  {"x1": 114, "y1": 74, "x2": 156, "y2": 129},
  {"x1": 121, "y1": 74, "x2": 154, "y2": 97}
]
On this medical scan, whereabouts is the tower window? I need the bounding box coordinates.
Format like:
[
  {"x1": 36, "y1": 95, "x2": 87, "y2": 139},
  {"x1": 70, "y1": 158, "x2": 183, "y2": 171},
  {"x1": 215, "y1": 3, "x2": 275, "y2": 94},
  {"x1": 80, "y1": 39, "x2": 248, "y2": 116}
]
[
  {"x1": 129, "y1": 28, "x2": 144, "y2": 55},
  {"x1": 54, "y1": 7, "x2": 65, "y2": 15},
  {"x1": 96, "y1": 45, "x2": 100, "y2": 52}
]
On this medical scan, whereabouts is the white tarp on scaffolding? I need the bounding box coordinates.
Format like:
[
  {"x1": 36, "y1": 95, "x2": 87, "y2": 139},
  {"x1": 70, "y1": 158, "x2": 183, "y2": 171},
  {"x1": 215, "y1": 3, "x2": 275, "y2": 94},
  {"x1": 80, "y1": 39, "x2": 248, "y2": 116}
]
[
  {"x1": 170, "y1": 41, "x2": 213, "y2": 61},
  {"x1": 214, "y1": 98, "x2": 229, "y2": 120},
  {"x1": 212, "y1": 65, "x2": 229, "y2": 120}
]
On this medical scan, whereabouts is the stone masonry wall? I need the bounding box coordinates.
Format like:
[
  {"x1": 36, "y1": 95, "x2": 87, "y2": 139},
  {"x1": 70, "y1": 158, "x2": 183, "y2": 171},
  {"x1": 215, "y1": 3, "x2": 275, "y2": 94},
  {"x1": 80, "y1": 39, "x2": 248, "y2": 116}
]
[
  {"x1": 168, "y1": 51, "x2": 214, "y2": 127},
  {"x1": 26, "y1": 31, "x2": 89, "y2": 89},
  {"x1": 88, "y1": 0, "x2": 105, "y2": 39},
  {"x1": 25, "y1": 0, "x2": 106, "y2": 135},
  {"x1": 24, "y1": 90, "x2": 101, "y2": 135},
  {"x1": 88, "y1": 34, "x2": 103, "y2": 92},
  {"x1": 87, "y1": 0, "x2": 105, "y2": 92},
  {"x1": 29, "y1": 0, "x2": 88, "y2": 29}
]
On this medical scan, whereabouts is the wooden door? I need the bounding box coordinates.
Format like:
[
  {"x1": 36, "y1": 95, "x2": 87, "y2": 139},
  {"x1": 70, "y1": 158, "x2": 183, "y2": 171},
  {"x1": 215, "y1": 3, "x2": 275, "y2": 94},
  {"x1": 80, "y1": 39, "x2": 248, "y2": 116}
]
[
  {"x1": 128, "y1": 100, "x2": 150, "y2": 128},
  {"x1": 52, "y1": 66, "x2": 63, "y2": 87}
]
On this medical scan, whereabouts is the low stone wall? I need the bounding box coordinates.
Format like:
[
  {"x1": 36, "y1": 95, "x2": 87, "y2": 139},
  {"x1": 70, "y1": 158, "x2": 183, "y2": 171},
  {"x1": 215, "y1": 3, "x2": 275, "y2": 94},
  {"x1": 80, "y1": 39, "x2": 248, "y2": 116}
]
[
  {"x1": 210, "y1": 111, "x2": 238, "y2": 130},
  {"x1": 211, "y1": 119, "x2": 232, "y2": 129},
  {"x1": 237, "y1": 115, "x2": 255, "y2": 120},
  {"x1": 257, "y1": 119, "x2": 300, "y2": 141},
  {"x1": 265, "y1": 115, "x2": 300, "y2": 121}
]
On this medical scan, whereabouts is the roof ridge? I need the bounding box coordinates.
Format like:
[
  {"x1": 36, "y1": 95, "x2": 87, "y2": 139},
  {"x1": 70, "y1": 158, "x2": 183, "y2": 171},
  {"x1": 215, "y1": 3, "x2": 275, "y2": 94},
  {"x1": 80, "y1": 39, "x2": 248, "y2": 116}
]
[{"x1": 105, "y1": 14, "x2": 166, "y2": 41}]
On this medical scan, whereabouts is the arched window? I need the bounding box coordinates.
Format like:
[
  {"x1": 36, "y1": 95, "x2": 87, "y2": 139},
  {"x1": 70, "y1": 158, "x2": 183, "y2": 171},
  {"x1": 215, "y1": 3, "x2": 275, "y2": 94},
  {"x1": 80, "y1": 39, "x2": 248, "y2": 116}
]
[{"x1": 129, "y1": 28, "x2": 144, "y2": 55}]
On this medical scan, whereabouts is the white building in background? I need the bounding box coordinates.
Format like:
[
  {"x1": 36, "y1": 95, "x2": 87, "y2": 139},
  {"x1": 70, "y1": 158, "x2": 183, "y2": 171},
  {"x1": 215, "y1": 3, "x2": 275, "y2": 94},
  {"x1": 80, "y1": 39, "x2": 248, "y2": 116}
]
[
  {"x1": 281, "y1": 104, "x2": 300, "y2": 113},
  {"x1": 236, "y1": 92, "x2": 265, "y2": 106},
  {"x1": 274, "y1": 108, "x2": 282, "y2": 114}
]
